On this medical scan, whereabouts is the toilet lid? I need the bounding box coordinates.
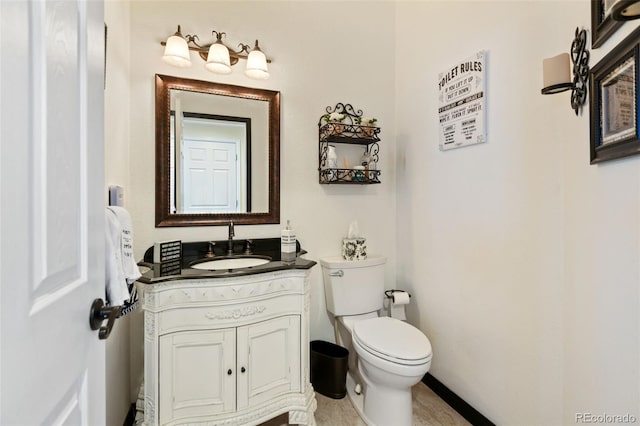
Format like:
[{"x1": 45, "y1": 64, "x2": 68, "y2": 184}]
[{"x1": 353, "y1": 317, "x2": 432, "y2": 363}]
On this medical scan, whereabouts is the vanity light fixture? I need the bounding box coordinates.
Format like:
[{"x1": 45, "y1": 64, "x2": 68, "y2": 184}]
[
  {"x1": 611, "y1": 0, "x2": 640, "y2": 20},
  {"x1": 161, "y1": 25, "x2": 271, "y2": 80},
  {"x1": 541, "y1": 27, "x2": 589, "y2": 116}
]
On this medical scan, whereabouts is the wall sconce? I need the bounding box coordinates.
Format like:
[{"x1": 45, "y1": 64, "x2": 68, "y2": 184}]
[
  {"x1": 541, "y1": 27, "x2": 589, "y2": 116},
  {"x1": 161, "y1": 25, "x2": 271, "y2": 80},
  {"x1": 612, "y1": 0, "x2": 640, "y2": 20}
]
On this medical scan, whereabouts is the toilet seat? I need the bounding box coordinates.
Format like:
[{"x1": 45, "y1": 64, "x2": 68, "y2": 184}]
[{"x1": 353, "y1": 317, "x2": 432, "y2": 366}]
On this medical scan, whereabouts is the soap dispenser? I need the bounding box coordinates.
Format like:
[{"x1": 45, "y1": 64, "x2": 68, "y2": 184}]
[{"x1": 281, "y1": 220, "x2": 296, "y2": 263}]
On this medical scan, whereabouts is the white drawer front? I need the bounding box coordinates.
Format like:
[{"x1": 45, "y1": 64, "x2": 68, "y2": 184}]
[{"x1": 158, "y1": 293, "x2": 303, "y2": 333}]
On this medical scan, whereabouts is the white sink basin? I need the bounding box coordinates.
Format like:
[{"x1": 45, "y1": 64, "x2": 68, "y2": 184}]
[{"x1": 191, "y1": 256, "x2": 271, "y2": 270}]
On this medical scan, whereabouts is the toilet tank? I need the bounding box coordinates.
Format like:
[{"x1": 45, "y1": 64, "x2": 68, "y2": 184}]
[{"x1": 320, "y1": 255, "x2": 387, "y2": 316}]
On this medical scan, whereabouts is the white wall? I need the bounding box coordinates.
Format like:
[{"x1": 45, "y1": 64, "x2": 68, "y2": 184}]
[
  {"x1": 396, "y1": 1, "x2": 639, "y2": 424},
  {"x1": 104, "y1": 0, "x2": 133, "y2": 424},
  {"x1": 564, "y1": 18, "x2": 640, "y2": 425}
]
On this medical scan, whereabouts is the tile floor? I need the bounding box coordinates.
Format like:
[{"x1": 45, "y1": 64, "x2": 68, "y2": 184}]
[{"x1": 261, "y1": 382, "x2": 471, "y2": 426}]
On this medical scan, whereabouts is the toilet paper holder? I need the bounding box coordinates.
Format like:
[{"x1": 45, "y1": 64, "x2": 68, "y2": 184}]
[
  {"x1": 384, "y1": 289, "x2": 411, "y2": 300},
  {"x1": 385, "y1": 290, "x2": 411, "y2": 320}
]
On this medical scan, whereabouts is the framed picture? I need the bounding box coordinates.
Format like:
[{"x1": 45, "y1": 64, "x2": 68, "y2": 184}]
[
  {"x1": 590, "y1": 26, "x2": 640, "y2": 164},
  {"x1": 592, "y1": 0, "x2": 624, "y2": 48}
]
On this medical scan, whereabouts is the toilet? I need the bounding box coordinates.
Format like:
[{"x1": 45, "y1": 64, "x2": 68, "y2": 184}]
[{"x1": 320, "y1": 255, "x2": 432, "y2": 426}]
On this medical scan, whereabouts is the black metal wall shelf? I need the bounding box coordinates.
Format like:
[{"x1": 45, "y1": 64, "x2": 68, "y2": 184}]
[
  {"x1": 319, "y1": 124, "x2": 381, "y2": 144},
  {"x1": 318, "y1": 103, "x2": 381, "y2": 185},
  {"x1": 319, "y1": 168, "x2": 381, "y2": 184}
]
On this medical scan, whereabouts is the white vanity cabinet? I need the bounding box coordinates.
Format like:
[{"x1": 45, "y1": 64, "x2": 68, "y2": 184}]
[{"x1": 137, "y1": 269, "x2": 316, "y2": 426}]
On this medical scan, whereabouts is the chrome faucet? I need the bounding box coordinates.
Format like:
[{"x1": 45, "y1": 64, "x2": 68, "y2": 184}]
[{"x1": 227, "y1": 221, "x2": 235, "y2": 256}]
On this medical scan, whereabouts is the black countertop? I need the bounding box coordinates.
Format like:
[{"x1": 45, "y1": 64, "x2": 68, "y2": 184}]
[{"x1": 137, "y1": 238, "x2": 317, "y2": 284}]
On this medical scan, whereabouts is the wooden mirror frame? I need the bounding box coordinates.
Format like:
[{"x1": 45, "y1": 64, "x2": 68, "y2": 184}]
[{"x1": 155, "y1": 74, "x2": 280, "y2": 227}]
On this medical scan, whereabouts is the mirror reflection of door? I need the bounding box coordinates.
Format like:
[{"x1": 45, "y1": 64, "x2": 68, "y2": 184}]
[
  {"x1": 170, "y1": 112, "x2": 251, "y2": 214},
  {"x1": 182, "y1": 138, "x2": 238, "y2": 214}
]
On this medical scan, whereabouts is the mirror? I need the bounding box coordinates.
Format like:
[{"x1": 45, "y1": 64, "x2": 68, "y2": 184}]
[{"x1": 155, "y1": 74, "x2": 280, "y2": 226}]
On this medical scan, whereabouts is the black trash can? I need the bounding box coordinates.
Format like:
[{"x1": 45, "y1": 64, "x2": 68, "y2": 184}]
[{"x1": 310, "y1": 340, "x2": 349, "y2": 399}]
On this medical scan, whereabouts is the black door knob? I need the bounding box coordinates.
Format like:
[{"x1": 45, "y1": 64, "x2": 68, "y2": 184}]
[
  {"x1": 227, "y1": 369, "x2": 232, "y2": 375},
  {"x1": 89, "y1": 298, "x2": 121, "y2": 340},
  {"x1": 241, "y1": 366, "x2": 246, "y2": 373}
]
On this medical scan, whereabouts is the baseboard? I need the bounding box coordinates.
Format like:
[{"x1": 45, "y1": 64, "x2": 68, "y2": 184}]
[
  {"x1": 422, "y1": 373, "x2": 495, "y2": 426},
  {"x1": 122, "y1": 403, "x2": 136, "y2": 426}
]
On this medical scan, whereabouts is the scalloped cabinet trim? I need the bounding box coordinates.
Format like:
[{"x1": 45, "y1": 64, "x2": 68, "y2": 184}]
[
  {"x1": 143, "y1": 311, "x2": 155, "y2": 341},
  {"x1": 136, "y1": 269, "x2": 316, "y2": 425},
  {"x1": 138, "y1": 384, "x2": 316, "y2": 426},
  {"x1": 205, "y1": 304, "x2": 267, "y2": 320},
  {"x1": 144, "y1": 398, "x2": 155, "y2": 425},
  {"x1": 142, "y1": 271, "x2": 308, "y2": 312}
]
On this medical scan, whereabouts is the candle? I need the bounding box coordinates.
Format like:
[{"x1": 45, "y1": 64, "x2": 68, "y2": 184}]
[{"x1": 543, "y1": 53, "x2": 571, "y2": 88}]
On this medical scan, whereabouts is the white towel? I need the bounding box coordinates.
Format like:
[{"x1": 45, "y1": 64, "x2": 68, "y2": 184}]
[
  {"x1": 107, "y1": 206, "x2": 141, "y2": 284},
  {"x1": 105, "y1": 206, "x2": 141, "y2": 306}
]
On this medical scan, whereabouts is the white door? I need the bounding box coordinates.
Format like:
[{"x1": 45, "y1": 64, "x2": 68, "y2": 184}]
[
  {"x1": 0, "y1": 0, "x2": 105, "y2": 424},
  {"x1": 182, "y1": 139, "x2": 239, "y2": 213}
]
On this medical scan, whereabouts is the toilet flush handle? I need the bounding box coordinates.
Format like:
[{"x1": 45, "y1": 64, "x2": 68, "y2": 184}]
[{"x1": 329, "y1": 270, "x2": 344, "y2": 277}]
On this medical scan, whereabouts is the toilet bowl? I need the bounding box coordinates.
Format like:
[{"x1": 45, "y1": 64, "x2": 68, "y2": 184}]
[
  {"x1": 352, "y1": 317, "x2": 431, "y2": 426},
  {"x1": 320, "y1": 255, "x2": 432, "y2": 426},
  {"x1": 354, "y1": 316, "x2": 432, "y2": 376}
]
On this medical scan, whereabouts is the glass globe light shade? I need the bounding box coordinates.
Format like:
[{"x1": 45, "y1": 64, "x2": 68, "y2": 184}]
[
  {"x1": 205, "y1": 42, "x2": 232, "y2": 74},
  {"x1": 162, "y1": 34, "x2": 191, "y2": 68},
  {"x1": 245, "y1": 43, "x2": 269, "y2": 80}
]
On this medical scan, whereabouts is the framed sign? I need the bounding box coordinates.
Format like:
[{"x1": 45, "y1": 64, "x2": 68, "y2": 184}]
[
  {"x1": 592, "y1": 0, "x2": 624, "y2": 49},
  {"x1": 590, "y1": 25, "x2": 640, "y2": 164},
  {"x1": 438, "y1": 50, "x2": 487, "y2": 151}
]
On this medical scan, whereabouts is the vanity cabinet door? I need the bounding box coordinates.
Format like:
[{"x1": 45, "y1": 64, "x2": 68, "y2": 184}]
[
  {"x1": 159, "y1": 329, "x2": 236, "y2": 424},
  {"x1": 237, "y1": 315, "x2": 301, "y2": 410}
]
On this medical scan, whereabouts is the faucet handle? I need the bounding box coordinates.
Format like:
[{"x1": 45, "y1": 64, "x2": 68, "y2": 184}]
[
  {"x1": 244, "y1": 239, "x2": 253, "y2": 255},
  {"x1": 206, "y1": 241, "x2": 216, "y2": 258}
]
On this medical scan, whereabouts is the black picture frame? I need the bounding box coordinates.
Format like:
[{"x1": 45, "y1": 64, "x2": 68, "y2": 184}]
[
  {"x1": 590, "y1": 25, "x2": 640, "y2": 164},
  {"x1": 592, "y1": 0, "x2": 624, "y2": 49}
]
